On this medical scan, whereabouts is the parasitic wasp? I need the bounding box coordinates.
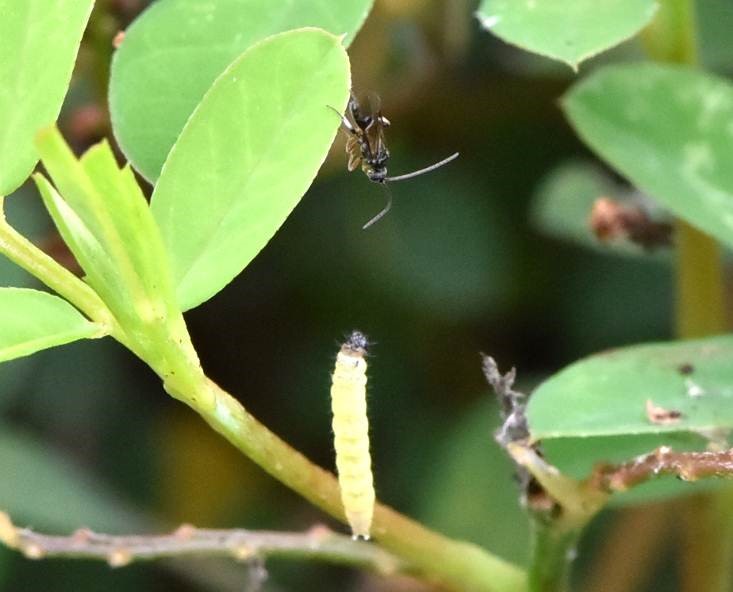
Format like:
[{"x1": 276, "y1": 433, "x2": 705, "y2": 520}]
[{"x1": 330, "y1": 93, "x2": 459, "y2": 229}]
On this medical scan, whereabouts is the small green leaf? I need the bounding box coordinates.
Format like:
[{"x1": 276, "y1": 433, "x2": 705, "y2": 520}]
[
  {"x1": 528, "y1": 335, "x2": 733, "y2": 440},
  {"x1": 476, "y1": 0, "x2": 657, "y2": 70},
  {"x1": 35, "y1": 129, "x2": 177, "y2": 327},
  {"x1": 110, "y1": 0, "x2": 371, "y2": 181},
  {"x1": 33, "y1": 173, "x2": 124, "y2": 313},
  {"x1": 0, "y1": 0, "x2": 94, "y2": 195},
  {"x1": 563, "y1": 64, "x2": 733, "y2": 247},
  {"x1": 79, "y1": 142, "x2": 176, "y2": 303},
  {"x1": 0, "y1": 288, "x2": 101, "y2": 362},
  {"x1": 152, "y1": 29, "x2": 350, "y2": 310}
]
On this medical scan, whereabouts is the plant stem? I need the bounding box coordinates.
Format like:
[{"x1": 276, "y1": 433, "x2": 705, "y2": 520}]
[
  {"x1": 187, "y1": 379, "x2": 527, "y2": 592},
  {"x1": 678, "y1": 492, "x2": 733, "y2": 592},
  {"x1": 640, "y1": 0, "x2": 698, "y2": 64},
  {"x1": 528, "y1": 517, "x2": 581, "y2": 592},
  {"x1": 675, "y1": 221, "x2": 725, "y2": 338},
  {"x1": 506, "y1": 444, "x2": 607, "y2": 592}
]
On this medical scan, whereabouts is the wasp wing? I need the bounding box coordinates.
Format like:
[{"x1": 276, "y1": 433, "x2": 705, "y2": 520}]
[{"x1": 345, "y1": 135, "x2": 362, "y2": 171}]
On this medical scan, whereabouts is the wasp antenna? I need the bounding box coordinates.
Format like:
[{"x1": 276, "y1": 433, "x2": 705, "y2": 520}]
[
  {"x1": 385, "y1": 152, "x2": 459, "y2": 183},
  {"x1": 362, "y1": 183, "x2": 393, "y2": 230},
  {"x1": 326, "y1": 104, "x2": 353, "y2": 130}
]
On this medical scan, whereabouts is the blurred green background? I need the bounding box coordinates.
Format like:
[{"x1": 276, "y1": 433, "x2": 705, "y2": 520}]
[{"x1": 1, "y1": 0, "x2": 732, "y2": 590}]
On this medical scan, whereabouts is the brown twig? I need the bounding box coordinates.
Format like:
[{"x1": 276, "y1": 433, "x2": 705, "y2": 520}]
[
  {"x1": 480, "y1": 354, "x2": 528, "y2": 447},
  {"x1": 0, "y1": 512, "x2": 404, "y2": 575},
  {"x1": 590, "y1": 447, "x2": 733, "y2": 492}
]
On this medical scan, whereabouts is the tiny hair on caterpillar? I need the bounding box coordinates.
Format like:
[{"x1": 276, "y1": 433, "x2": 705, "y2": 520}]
[{"x1": 330, "y1": 330, "x2": 375, "y2": 540}]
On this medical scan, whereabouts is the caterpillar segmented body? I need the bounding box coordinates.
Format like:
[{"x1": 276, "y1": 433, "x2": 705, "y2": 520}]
[{"x1": 330, "y1": 330, "x2": 375, "y2": 540}]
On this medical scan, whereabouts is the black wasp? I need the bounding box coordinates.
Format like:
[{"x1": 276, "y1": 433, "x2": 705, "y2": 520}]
[{"x1": 331, "y1": 93, "x2": 459, "y2": 229}]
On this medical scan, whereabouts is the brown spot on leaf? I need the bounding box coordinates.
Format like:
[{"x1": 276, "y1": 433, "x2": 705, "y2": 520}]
[
  {"x1": 677, "y1": 363, "x2": 694, "y2": 375},
  {"x1": 645, "y1": 399, "x2": 683, "y2": 425}
]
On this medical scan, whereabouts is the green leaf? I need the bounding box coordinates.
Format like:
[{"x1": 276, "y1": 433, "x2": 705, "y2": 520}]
[
  {"x1": 476, "y1": 0, "x2": 657, "y2": 70},
  {"x1": 0, "y1": 288, "x2": 101, "y2": 362},
  {"x1": 528, "y1": 336, "x2": 733, "y2": 502},
  {"x1": 33, "y1": 174, "x2": 124, "y2": 313},
  {"x1": 0, "y1": 0, "x2": 94, "y2": 195},
  {"x1": 110, "y1": 0, "x2": 371, "y2": 181},
  {"x1": 35, "y1": 129, "x2": 177, "y2": 327},
  {"x1": 563, "y1": 64, "x2": 733, "y2": 247},
  {"x1": 0, "y1": 423, "x2": 143, "y2": 532},
  {"x1": 528, "y1": 334, "x2": 733, "y2": 439},
  {"x1": 152, "y1": 29, "x2": 350, "y2": 310}
]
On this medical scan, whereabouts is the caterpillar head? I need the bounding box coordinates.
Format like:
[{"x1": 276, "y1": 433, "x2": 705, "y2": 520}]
[{"x1": 343, "y1": 330, "x2": 369, "y2": 356}]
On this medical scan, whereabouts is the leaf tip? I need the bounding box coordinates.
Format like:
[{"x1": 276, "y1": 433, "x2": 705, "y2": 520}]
[{"x1": 30, "y1": 171, "x2": 54, "y2": 193}]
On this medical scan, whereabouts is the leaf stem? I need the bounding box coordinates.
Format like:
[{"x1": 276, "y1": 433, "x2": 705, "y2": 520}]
[{"x1": 528, "y1": 517, "x2": 581, "y2": 592}]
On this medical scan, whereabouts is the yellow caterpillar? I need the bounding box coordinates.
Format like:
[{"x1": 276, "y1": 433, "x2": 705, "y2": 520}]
[{"x1": 330, "y1": 330, "x2": 375, "y2": 540}]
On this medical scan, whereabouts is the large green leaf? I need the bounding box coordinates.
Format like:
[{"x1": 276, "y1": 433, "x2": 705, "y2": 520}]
[
  {"x1": 528, "y1": 335, "x2": 733, "y2": 439},
  {"x1": 0, "y1": 0, "x2": 93, "y2": 195},
  {"x1": 110, "y1": 0, "x2": 370, "y2": 181},
  {"x1": 476, "y1": 0, "x2": 657, "y2": 70},
  {"x1": 151, "y1": 29, "x2": 350, "y2": 311},
  {"x1": 0, "y1": 288, "x2": 102, "y2": 362},
  {"x1": 563, "y1": 64, "x2": 733, "y2": 247}
]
